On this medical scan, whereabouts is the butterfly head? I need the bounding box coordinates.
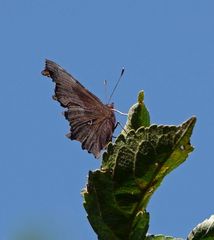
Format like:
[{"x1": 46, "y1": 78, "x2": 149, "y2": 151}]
[{"x1": 106, "y1": 103, "x2": 114, "y2": 109}]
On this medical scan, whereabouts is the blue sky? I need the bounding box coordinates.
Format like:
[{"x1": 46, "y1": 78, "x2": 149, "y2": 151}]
[{"x1": 1, "y1": 1, "x2": 214, "y2": 239}]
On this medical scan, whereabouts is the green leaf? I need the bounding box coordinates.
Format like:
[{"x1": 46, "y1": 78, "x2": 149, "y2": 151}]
[
  {"x1": 145, "y1": 235, "x2": 183, "y2": 240},
  {"x1": 187, "y1": 215, "x2": 214, "y2": 240},
  {"x1": 83, "y1": 170, "x2": 131, "y2": 240},
  {"x1": 129, "y1": 211, "x2": 149, "y2": 240},
  {"x1": 83, "y1": 92, "x2": 196, "y2": 240},
  {"x1": 123, "y1": 90, "x2": 150, "y2": 134}
]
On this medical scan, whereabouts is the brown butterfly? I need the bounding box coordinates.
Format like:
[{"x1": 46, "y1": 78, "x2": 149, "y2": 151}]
[{"x1": 42, "y1": 59, "x2": 116, "y2": 158}]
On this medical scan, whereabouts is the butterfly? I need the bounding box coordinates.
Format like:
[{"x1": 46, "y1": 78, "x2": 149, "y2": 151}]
[{"x1": 42, "y1": 59, "x2": 116, "y2": 158}]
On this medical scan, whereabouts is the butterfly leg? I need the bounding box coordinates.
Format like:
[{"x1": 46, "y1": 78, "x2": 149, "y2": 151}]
[{"x1": 114, "y1": 121, "x2": 127, "y2": 133}]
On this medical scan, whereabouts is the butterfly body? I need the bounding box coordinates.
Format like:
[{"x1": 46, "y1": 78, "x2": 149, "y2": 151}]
[{"x1": 42, "y1": 60, "x2": 116, "y2": 158}]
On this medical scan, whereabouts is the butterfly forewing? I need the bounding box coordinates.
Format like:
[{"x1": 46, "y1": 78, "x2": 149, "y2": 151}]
[{"x1": 42, "y1": 59, "x2": 116, "y2": 158}]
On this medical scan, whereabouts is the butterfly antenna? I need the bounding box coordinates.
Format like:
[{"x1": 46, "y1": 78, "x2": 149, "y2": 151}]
[
  {"x1": 104, "y1": 80, "x2": 108, "y2": 103},
  {"x1": 108, "y1": 67, "x2": 125, "y2": 104}
]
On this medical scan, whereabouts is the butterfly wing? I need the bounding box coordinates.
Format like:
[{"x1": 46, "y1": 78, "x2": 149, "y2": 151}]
[{"x1": 42, "y1": 59, "x2": 116, "y2": 158}]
